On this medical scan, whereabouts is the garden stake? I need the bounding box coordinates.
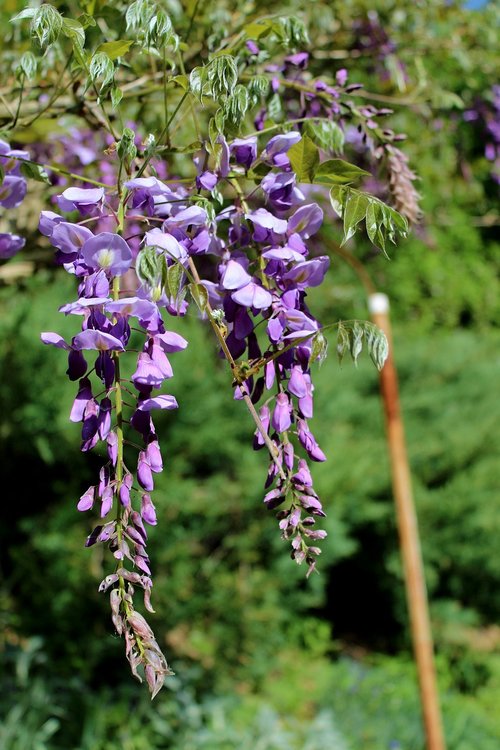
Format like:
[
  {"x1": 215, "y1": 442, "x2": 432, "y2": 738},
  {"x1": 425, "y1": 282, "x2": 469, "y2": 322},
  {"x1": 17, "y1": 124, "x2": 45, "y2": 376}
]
[{"x1": 368, "y1": 293, "x2": 446, "y2": 750}]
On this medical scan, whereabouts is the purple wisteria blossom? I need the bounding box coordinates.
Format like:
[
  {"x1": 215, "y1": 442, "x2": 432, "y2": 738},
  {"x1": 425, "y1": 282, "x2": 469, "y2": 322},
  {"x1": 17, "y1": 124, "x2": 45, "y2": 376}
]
[
  {"x1": 40, "y1": 123, "x2": 336, "y2": 692},
  {"x1": 0, "y1": 233, "x2": 25, "y2": 258},
  {"x1": 81, "y1": 233, "x2": 133, "y2": 276}
]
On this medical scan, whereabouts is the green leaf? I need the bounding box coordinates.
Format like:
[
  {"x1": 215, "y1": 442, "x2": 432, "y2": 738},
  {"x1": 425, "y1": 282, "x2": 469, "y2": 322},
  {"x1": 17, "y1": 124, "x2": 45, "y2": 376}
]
[
  {"x1": 166, "y1": 263, "x2": 184, "y2": 299},
  {"x1": 288, "y1": 135, "x2": 320, "y2": 182},
  {"x1": 97, "y1": 40, "x2": 134, "y2": 60},
  {"x1": 244, "y1": 16, "x2": 308, "y2": 48},
  {"x1": 189, "y1": 67, "x2": 207, "y2": 102},
  {"x1": 189, "y1": 283, "x2": 209, "y2": 314},
  {"x1": 309, "y1": 331, "x2": 328, "y2": 367},
  {"x1": 350, "y1": 321, "x2": 363, "y2": 364},
  {"x1": 20, "y1": 161, "x2": 50, "y2": 184},
  {"x1": 343, "y1": 191, "x2": 369, "y2": 244},
  {"x1": 147, "y1": 11, "x2": 178, "y2": 50},
  {"x1": 78, "y1": 13, "x2": 96, "y2": 28},
  {"x1": 267, "y1": 92, "x2": 283, "y2": 122},
  {"x1": 366, "y1": 201, "x2": 385, "y2": 252},
  {"x1": 117, "y1": 128, "x2": 137, "y2": 162},
  {"x1": 30, "y1": 5, "x2": 63, "y2": 49},
  {"x1": 18, "y1": 51, "x2": 37, "y2": 80},
  {"x1": 313, "y1": 159, "x2": 370, "y2": 185},
  {"x1": 336, "y1": 323, "x2": 350, "y2": 366},
  {"x1": 335, "y1": 320, "x2": 388, "y2": 370},
  {"x1": 89, "y1": 52, "x2": 115, "y2": 90},
  {"x1": 364, "y1": 323, "x2": 389, "y2": 370},
  {"x1": 244, "y1": 20, "x2": 276, "y2": 41},
  {"x1": 329, "y1": 185, "x2": 347, "y2": 218},
  {"x1": 110, "y1": 86, "x2": 123, "y2": 108},
  {"x1": 224, "y1": 84, "x2": 249, "y2": 130},
  {"x1": 126, "y1": 0, "x2": 154, "y2": 32},
  {"x1": 136, "y1": 247, "x2": 161, "y2": 288},
  {"x1": 62, "y1": 18, "x2": 85, "y2": 49},
  {"x1": 206, "y1": 55, "x2": 238, "y2": 101},
  {"x1": 330, "y1": 186, "x2": 408, "y2": 251},
  {"x1": 172, "y1": 74, "x2": 189, "y2": 90},
  {"x1": 247, "y1": 75, "x2": 270, "y2": 105},
  {"x1": 10, "y1": 8, "x2": 36, "y2": 23},
  {"x1": 303, "y1": 120, "x2": 344, "y2": 154}
]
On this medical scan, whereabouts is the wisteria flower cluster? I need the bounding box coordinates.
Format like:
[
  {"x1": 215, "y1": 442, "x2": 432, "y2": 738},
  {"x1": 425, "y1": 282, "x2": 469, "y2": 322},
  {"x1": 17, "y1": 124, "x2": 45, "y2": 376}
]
[
  {"x1": 0, "y1": 139, "x2": 29, "y2": 259},
  {"x1": 3, "y1": 0, "x2": 408, "y2": 698},
  {"x1": 37, "y1": 127, "x2": 337, "y2": 695}
]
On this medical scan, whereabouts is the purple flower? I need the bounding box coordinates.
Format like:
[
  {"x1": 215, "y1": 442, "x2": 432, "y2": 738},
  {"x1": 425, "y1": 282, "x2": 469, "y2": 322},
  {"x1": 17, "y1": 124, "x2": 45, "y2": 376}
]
[
  {"x1": 262, "y1": 132, "x2": 301, "y2": 161},
  {"x1": 247, "y1": 208, "x2": 287, "y2": 243},
  {"x1": 141, "y1": 493, "x2": 157, "y2": 525},
  {"x1": 39, "y1": 211, "x2": 64, "y2": 237},
  {"x1": 197, "y1": 171, "x2": 218, "y2": 190},
  {"x1": 67, "y1": 349, "x2": 88, "y2": 381},
  {"x1": 70, "y1": 377, "x2": 93, "y2": 422},
  {"x1": 285, "y1": 52, "x2": 309, "y2": 69},
  {"x1": 246, "y1": 40, "x2": 259, "y2": 55},
  {"x1": 261, "y1": 172, "x2": 304, "y2": 213},
  {"x1": 230, "y1": 137, "x2": 257, "y2": 170},
  {"x1": 263, "y1": 488, "x2": 285, "y2": 510},
  {"x1": 156, "y1": 330, "x2": 188, "y2": 352},
  {"x1": 57, "y1": 187, "x2": 105, "y2": 215},
  {"x1": 272, "y1": 393, "x2": 292, "y2": 432},
  {"x1": 98, "y1": 397, "x2": 112, "y2": 439},
  {"x1": 50, "y1": 222, "x2": 94, "y2": 255},
  {"x1": 146, "y1": 441, "x2": 162, "y2": 473},
  {"x1": 132, "y1": 352, "x2": 165, "y2": 390},
  {"x1": 108, "y1": 432, "x2": 118, "y2": 466},
  {"x1": 105, "y1": 297, "x2": 158, "y2": 325},
  {"x1": 336, "y1": 68, "x2": 348, "y2": 86},
  {"x1": 72, "y1": 329, "x2": 125, "y2": 352},
  {"x1": 119, "y1": 472, "x2": 133, "y2": 507},
  {"x1": 77, "y1": 486, "x2": 95, "y2": 512},
  {"x1": 254, "y1": 404, "x2": 270, "y2": 448},
  {"x1": 287, "y1": 204, "x2": 324, "y2": 239},
  {"x1": 231, "y1": 283, "x2": 273, "y2": 310},
  {"x1": 0, "y1": 176, "x2": 27, "y2": 209},
  {"x1": 0, "y1": 233, "x2": 25, "y2": 259},
  {"x1": 137, "y1": 395, "x2": 178, "y2": 411},
  {"x1": 138, "y1": 452, "x2": 154, "y2": 491},
  {"x1": 262, "y1": 246, "x2": 304, "y2": 263},
  {"x1": 165, "y1": 205, "x2": 207, "y2": 230},
  {"x1": 220, "y1": 259, "x2": 252, "y2": 290},
  {"x1": 288, "y1": 365, "x2": 308, "y2": 398},
  {"x1": 81, "y1": 233, "x2": 132, "y2": 276},
  {"x1": 144, "y1": 229, "x2": 187, "y2": 263},
  {"x1": 297, "y1": 420, "x2": 326, "y2": 462},
  {"x1": 283, "y1": 257, "x2": 330, "y2": 289}
]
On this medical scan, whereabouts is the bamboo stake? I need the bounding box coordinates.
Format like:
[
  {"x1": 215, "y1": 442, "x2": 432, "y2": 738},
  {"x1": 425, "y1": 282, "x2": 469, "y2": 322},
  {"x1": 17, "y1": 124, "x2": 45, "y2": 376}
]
[{"x1": 368, "y1": 292, "x2": 446, "y2": 750}]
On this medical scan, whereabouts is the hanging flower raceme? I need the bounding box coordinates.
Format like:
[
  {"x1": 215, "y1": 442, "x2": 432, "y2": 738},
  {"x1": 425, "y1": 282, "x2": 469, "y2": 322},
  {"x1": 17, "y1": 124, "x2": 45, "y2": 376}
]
[
  {"x1": 39, "y1": 128, "x2": 342, "y2": 693},
  {"x1": 40, "y1": 183, "x2": 189, "y2": 697}
]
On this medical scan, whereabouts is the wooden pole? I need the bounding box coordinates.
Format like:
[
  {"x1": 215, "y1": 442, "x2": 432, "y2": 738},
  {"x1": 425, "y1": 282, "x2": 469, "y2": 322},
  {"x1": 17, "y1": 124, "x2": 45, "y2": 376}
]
[{"x1": 368, "y1": 293, "x2": 446, "y2": 750}]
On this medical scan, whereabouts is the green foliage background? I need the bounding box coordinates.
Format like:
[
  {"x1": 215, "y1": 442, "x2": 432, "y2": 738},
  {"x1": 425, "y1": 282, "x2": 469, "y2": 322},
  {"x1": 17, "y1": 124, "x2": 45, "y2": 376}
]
[{"x1": 1, "y1": 0, "x2": 499, "y2": 747}]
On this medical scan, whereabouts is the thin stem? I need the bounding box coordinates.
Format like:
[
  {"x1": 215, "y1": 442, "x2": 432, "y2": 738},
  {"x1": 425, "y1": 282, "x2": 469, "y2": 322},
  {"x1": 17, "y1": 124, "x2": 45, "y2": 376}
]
[
  {"x1": 178, "y1": 53, "x2": 201, "y2": 142},
  {"x1": 113, "y1": 196, "x2": 126, "y2": 553},
  {"x1": 22, "y1": 55, "x2": 75, "y2": 128},
  {"x1": 9, "y1": 154, "x2": 111, "y2": 188},
  {"x1": 12, "y1": 74, "x2": 25, "y2": 128},
  {"x1": 187, "y1": 257, "x2": 285, "y2": 478},
  {"x1": 186, "y1": 0, "x2": 202, "y2": 43},
  {"x1": 162, "y1": 48, "x2": 171, "y2": 149},
  {"x1": 135, "y1": 91, "x2": 189, "y2": 179}
]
